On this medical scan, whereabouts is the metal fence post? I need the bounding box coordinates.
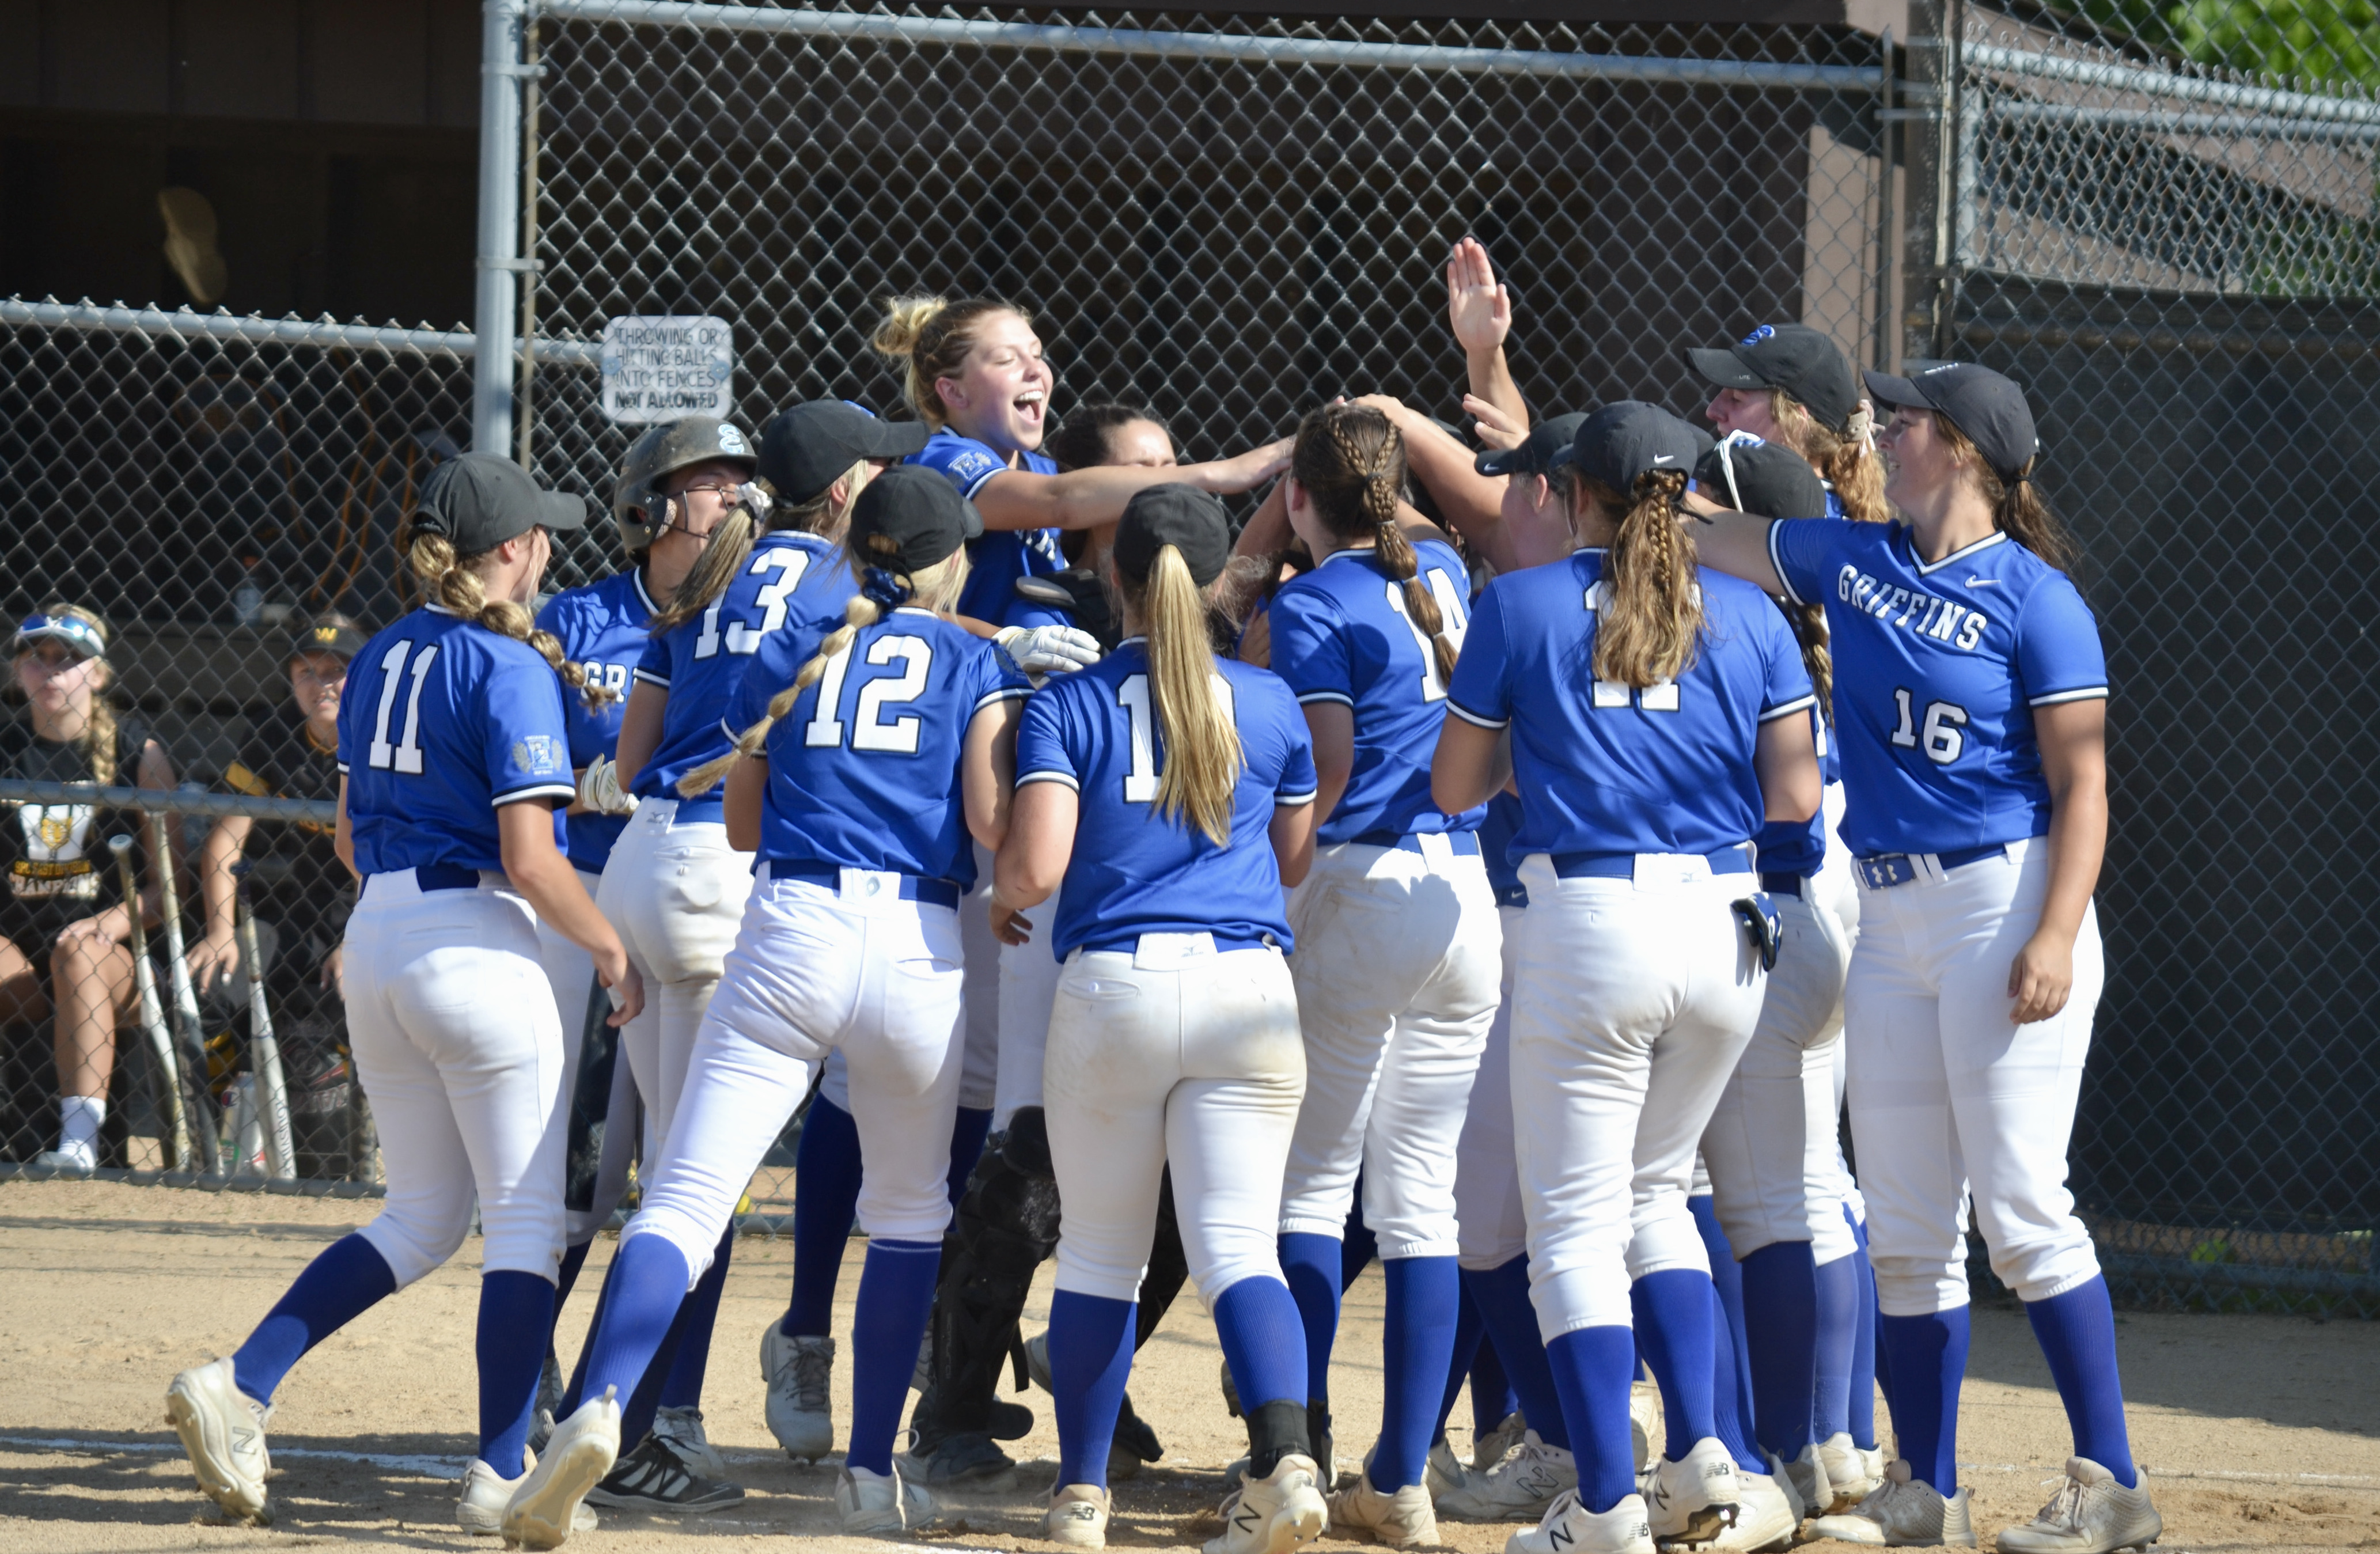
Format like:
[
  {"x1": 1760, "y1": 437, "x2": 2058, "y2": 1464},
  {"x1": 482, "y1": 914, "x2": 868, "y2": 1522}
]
[
  {"x1": 475, "y1": 0, "x2": 531, "y2": 454},
  {"x1": 1898, "y1": 0, "x2": 1952, "y2": 361}
]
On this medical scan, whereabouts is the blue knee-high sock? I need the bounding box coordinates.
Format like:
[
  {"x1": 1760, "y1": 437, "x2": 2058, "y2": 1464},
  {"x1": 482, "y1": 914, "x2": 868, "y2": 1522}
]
[
  {"x1": 1435, "y1": 1280, "x2": 1487, "y2": 1441},
  {"x1": 2024, "y1": 1278, "x2": 2136, "y2": 1487},
  {"x1": 1876, "y1": 1307, "x2": 1969, "y2": 1495},
  {"x1": 1278, "y1": 1231, "x2": 1342, "y2": 1403},
  {"x1": 847, "y1": 1238, "x2": 942, "y2": 1475},
  {"x1": 1741, "y1": 1241, "x2": 1818, "y2": 1460},
  {"x1": 1342, "y1": 1188, "x2": 1380, "y2": 1291},
  {"x1": 555, "y1": 1238, "x2": 595, "y2": 1313},
  {"x1": 1811, "y1": 1250, "x2": 1860, "y2": 1443},
  {"x1": 784, "y1": 1097, "x2": 863, "y2": 1338},
  {"x1": 1848, "y1": 1212, "x2": 1881, "y2": 1449},
  {"x1": 659, "y1": 1224, "x2": 734, "y2": 1411},
  {"x1": 1462, "y1": 1257, "x2": 1570, "y2": 1451},
  {"x1": 1693, "y1": 1196, "x2": 1758, "y2": 1458},
  {"x1": 1049, "y1": 1290, "x2": 1136, "y2": 1488},
  {"x1": 1213, "y1": 1275, "x2": 1309, "y2": 1411},
  {"x1": 1707, "y1": 1284, "x2": 1765, "y2": 1474},
  {"x1": 1631, "y1": 1269, "x2": 1719, "y2": 1461},
  {"x1": 1375, "y1": 1256, "x2": 1460, "y2": 1490},
  {"x1": 1471, "y1": 1320, "x2": 1517, "y2": 1435},
  {"x1": 232, "y1": 1233, "x2": 398, "y2": 1404},
  {"x1": 580, "y1": 1234, "x2": 695, "y2": 1420},
  {"x1": 948, "y1": 1106, "x2": 993, "y2": 1208},
  {"x1": 479, "y1": 1271, "x2": 558, "y2": 1473},
  {"x1": 1544, "y1": 1326, "x2": 1637, "y2": 1513}
]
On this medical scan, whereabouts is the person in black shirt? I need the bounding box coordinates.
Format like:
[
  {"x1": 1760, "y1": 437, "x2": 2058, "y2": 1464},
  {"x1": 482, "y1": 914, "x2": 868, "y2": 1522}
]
[{"x1": 1, "y1": 605, "x2": 176, "y2": 1171}]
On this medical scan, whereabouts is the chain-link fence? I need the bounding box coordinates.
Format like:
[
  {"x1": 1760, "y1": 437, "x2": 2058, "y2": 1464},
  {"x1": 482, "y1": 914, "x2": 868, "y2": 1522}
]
[{"x1": 2, "y1": 0, "x2": 2375, "y2": 1305}]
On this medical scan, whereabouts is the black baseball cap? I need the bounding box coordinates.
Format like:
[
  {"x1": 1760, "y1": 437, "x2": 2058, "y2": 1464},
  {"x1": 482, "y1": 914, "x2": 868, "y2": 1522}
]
[
  {"x1": 1475, "y1": 412, "x2": 1587, "y2": 479},
  {"x1": 1687, "y1": 324, "x2": 1860, "y2": 437},
  {"x1": 847, "y1": 465, "x2": 984, "y2": 574},
  {"x1": 1863, "y1": 362, "x2": 2039, "y2": 482},
  {"x1": 289, "y1": 616, "x2": 369, "y2": 662},
  {"x1": 410, "y1": 452, "x2": 589, "y2": 552},
  {"x1": 757, "y1": 401, "x2": 933, "y2": 506},
  {"x1": 1554, "y1": 401, "x2": 1702, "y2": 495},
  {"x1": 1113, "y1": 485, "x2": 1231, "y2": 589},
  {"x1": 1695, "y1": 435, "x2": 1829, "y2": 520}
]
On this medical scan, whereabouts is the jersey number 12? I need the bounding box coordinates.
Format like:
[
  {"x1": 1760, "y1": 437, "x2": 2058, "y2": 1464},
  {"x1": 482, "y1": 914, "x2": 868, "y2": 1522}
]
[{"x1": 367, "y1": 640, "x2": 439, "y2": 774}]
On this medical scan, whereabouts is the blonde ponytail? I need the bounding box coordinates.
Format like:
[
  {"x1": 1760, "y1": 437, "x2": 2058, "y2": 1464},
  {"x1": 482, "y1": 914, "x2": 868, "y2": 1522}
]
[
  {"x1": 1136, "y1": 545, "x2": 1242, "y2": 848},
  {"x1": 870, "y1": 295, "x2": 1029, "y2": 429},
  {"x1": 1585, "y1": 470, "x2": 1703, "y2": 687},
  {"x1": 395, "y1": 518, "x2": 606, "y2": 706},
  {"x1": 29, "y1": 602, "x2": 120, "y2": 784},
  {"x1": 677, "y1": 546, "x2": 971, "y2": 797}
]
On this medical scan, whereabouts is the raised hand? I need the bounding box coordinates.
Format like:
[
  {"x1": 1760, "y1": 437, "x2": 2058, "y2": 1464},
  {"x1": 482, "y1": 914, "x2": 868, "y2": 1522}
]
[{"x1": 1446, "y1": 237, "x2": 1513, "y2": 357}]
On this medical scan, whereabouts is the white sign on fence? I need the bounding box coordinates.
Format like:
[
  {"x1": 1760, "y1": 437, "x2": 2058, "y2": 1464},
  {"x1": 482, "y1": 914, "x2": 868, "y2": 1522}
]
[{"x1": 599, "y1": 315, "x2": 734, "y2": 423}]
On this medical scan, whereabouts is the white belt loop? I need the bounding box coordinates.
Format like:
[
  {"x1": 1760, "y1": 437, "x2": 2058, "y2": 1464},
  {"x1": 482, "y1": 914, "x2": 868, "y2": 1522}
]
[
  {"x1": 1415, "y1": 831, "x2": 1455, "y2": 868},
  {"x1": 1631, "y1": 852, "x2": 1712, "y2": 889},
  {"x1": 838, "y1": 866, "x2": 900, "y2": 903},
  {"x1": 1133, "y1": 930, "x2": 1217, "y2": 969}
]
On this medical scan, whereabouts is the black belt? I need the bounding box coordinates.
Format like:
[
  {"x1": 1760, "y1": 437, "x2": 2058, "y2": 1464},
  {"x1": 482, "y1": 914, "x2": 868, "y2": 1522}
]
[
  {"x1": 1492, "y1": 884, "x2": 1530, "y2": 909},
  {"x1": 412, "y1": 863, "x2": 484, "y2": 892},
  {"x1": 1759, "y1": 871, "x2": 1806, "y2": 899},
  {"x1": 1350, "y1": 828, "x2": 1483, "y2": 856},
  {"x1": 764, "y1": 860, "x2": 961, "y2": 909}
]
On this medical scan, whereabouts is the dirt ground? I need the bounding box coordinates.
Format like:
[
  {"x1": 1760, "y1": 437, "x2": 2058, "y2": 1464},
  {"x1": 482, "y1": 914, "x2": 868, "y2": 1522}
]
[{"x1": 3, "y1": 1180, "x2": 2375, "y2": 1554}]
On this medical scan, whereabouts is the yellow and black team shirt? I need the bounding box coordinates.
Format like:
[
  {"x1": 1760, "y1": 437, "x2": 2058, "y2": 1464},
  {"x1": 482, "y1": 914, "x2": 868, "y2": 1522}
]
[
  {"x1": 0, "y1": 717, "x2": 149, "y2": 919},
  {"x1": 223, "y1": 703, "x2": 354, "y2": 937}
]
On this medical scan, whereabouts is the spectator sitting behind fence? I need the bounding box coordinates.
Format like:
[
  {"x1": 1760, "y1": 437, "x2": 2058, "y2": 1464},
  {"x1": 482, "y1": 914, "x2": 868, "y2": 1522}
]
[
  {"x1": 3, "y1": 606, "x2": 176, "y2": 1173},
  {"x1": 187, "y1": 614, "x2": 366, "y2": 1174}
]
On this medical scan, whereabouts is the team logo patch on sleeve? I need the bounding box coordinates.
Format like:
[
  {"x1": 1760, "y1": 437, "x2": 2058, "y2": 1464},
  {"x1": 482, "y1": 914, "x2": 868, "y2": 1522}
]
[
  {"x1": 511, "y1": 735, "x2": 565, "y2": 774},
  {"x1": 946, "y1": 448, "x2": 1000, "y2": 486}
]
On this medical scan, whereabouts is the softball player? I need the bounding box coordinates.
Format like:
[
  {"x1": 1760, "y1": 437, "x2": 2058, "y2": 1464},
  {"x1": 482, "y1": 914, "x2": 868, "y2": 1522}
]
[
  {"x1": 521, "y1": 465, "x2": 1025, "y2": 1541},
  {"x1": 1261, "y1": 403, "x2": 1498, "y2": 1549},
  {"x1": 1691, "y1": 363, "x2": 2158, "y2": 1554},
  {"x1": 164, "y1": 454, "x2": 644, "y2": 1546},
  {"x1": 1431, "y1": 403, "x2": 1820, "y2": 1554},
  {"x1": 1688, "y1": 325, "x2": 1886, "y2": 526},
  {"x1": 991, "y1": 484, "x2": 1326, "y2": 1554}
]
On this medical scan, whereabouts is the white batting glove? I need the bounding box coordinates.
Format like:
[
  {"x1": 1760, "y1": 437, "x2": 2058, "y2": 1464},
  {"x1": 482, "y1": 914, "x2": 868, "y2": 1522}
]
[
  {"x1": 994, "y1": 624, "x2": 1103, "y2": 677},
  {"x1": 577, "y1": 755, "x2": 639, "y2": 816}
]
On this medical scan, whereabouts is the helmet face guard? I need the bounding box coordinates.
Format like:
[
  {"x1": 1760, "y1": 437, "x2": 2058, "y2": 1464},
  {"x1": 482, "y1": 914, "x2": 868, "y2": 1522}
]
[{"x1": 612, "y1": 416, "x2": 760, "y2": 554}]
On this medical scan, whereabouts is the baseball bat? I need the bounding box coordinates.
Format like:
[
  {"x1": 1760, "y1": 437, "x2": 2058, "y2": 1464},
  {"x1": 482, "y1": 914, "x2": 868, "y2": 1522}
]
[
  {"x1": 233, "y1": 865, "x2": 297, "y2": 1181},
  {"x1": 111, "y1": 833, "x2": 189, "y2": 1171},
  {"x1": 147, "y1": 809, "x2": 218, "y2": 1174}
]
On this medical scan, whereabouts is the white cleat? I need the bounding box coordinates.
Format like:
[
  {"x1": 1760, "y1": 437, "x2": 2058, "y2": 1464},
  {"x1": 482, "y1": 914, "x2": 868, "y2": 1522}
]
[
  {"x1": 502, "y1": 1390, "x2": 622, "y2": 1549},
  {"x1": 1994, "y1": 1458, "x2": 2162, "y2": 1554},
  {"x1": 1816, "y1": 1432, "x2": 1881, "y2": 1512},
  {"x1": 1711, "y1": 1467, "x2": 1799, "y2": 1552},
  {"x1": 1437, "y1": 1430, "x2": 1578, "y2": 1522},
  {"x1": 1644, "y1": 1438, "x2": 1741, "y2": 1547},
  {"x1": 165, "y1": 1358, "x2": 272, "y2": 1522},
  {"x1": 1426, "y1": 1438, "x2": 1472, "y2": 1501},
  {"x1": 459, "y1": 1458, "x2": 597, "y2": 1536},
  {"x1": 762, "y1": 1328, "x2": 837, "y2": 1461},
  {"x1": 1629, "y1": 1382, "x2": 1665, "y2": 1473},
  {"x1": 1769, "y1": 1448, "x2": 1819, "y2": 1522},
  {"x1": 1505, "y1": 1489, "x2": 1657, "y2": 1554},
  {"x1": 653, "y1": 1403, "x2": 728, "y2": 1479},
  {"x1": 839, "y1": 1462, "x2": 938, "y2": 1533},
  {"x1": 1328, "y1": 1468, "x2": 1439, "y2": 1548},
  {"x1": 1045, "y1": 1481, "x2": 1112, "y2": 1548},
  {"x1": 1207, "y1": 1453, "x2": 1329, "y2": 1554},
  {"x1": 1807, "y1": 1458, "x2": 1977, "y2": 1547},
  {"x1": 1476, "y1": 1409, "x2": 1530, "y2": 1474}
]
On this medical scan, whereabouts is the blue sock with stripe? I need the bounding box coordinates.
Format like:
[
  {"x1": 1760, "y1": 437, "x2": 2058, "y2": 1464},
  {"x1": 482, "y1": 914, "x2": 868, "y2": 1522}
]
[
  {"x1": 477, "y1": 1270, "x2": 557, "y2": 1473},
  {"x1": 2023, "y1": 1278, "x2": 2136, "y2": 1488},
  {"x1": 232, "y1": 1233, "x2": 398, "y2": 1405},
  {"x1": 948, "y1": 1106, "x2": 994, "y2": 1206},
  {"x1": 1631, "y1": 1268, "x2": 1719, "y2": 1460},
  {"x1": 1741, "y1": 1240, "x2": 1817, "y2": 1459},
  {"x1": 1374, "y1": 1255, "x2": 1459, "y2": 1490},
  {"x1": 1877, "y1": 1307, "x2": 1969, "y2": 1495},
  {"x1": 1544, "y1": 1326, "x2": 1637, "y2": 1513},
  {"x1": 1811, "y1": 1249, "x2": 1860, "y2": 1442},
  {"x1": 1278, "y1": 1232, "x2": 1342, "y2": 1404},
  {"x1": 1048, "y1": 1291, "x2": 1136, "y2": 1488},
  {"x1": 659, "y1": 1223, "x2": 734, "y2": 1410},
  {"x1": 579, "y1": 1233, "x2": 693, "y2": 1419},
  {"x1": 783, "y1": 1096, "x2": 863, "y2": 1338},
  {"x1": 1213, "y1": 1275, "x2": 1309, "y2": 1412},
  {"x1": 1848, "y1": 1211, "x2": 1881, "y2": 1450},
  {"x1": 846, "y1": 1238, "x2": 942, "y2": 1475},
  {"x1": 1461, "y1": 1256, "x2": 1571, "y2": 1451}
]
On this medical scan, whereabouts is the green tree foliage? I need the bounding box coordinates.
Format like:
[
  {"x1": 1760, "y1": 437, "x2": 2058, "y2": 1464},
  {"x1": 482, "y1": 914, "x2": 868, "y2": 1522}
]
[{"x1": 2072, "y1": 0, "x2": 2380, "y2": 90}]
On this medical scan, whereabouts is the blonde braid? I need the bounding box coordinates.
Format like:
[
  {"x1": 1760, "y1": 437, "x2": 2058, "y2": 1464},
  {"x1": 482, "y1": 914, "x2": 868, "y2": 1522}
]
[
  {"x1": 1588, "y1": 470, "x2": 1703, "y2": 687},
  {"x1": 397, "y1": 520, "x2": 608, "y2": 706}
]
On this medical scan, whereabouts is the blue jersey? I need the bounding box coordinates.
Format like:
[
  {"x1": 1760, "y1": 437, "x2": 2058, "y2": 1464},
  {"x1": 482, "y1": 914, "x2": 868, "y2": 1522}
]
[
  {"x1": 1767, "y1": 521, "x2": 2106, "y2": 858},
  {"x1": 1014, "y1": 642, "x2": 1318, "y2": 960},
  {"x1": 336, "y1": 607, "x2": 575, "y2": 877},
  {"x1": 536, "y1": 568, "x2": 657, "y2": 873},
  {"x1": 730, "y1": 607, "x2": 1028, "y2": 887},
  {"x1": 908, "y1": 428, "x2": 1064, "y2": 623},
  {"x1": 632, "y1": 531, "x2": 852, "y2": 802},
  {"x1": 1446, "y1": 550, "x2": 1816, "y2": 864},
  {"x1": 1270, "y1": 539, "x2": 1485, "y2": 846}
]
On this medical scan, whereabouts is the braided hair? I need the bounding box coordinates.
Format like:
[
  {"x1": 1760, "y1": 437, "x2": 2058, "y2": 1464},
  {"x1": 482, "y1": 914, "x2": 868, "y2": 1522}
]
[
  {"x1": 1289, "y1": 404, "x2": 1459, "y2": 683},
  {"x1": 1578, "y1": 469, "x2": 1703, "y2": 688},
  {"x1": 393, "y1": 520, "x2": 609, "y2": 706}
]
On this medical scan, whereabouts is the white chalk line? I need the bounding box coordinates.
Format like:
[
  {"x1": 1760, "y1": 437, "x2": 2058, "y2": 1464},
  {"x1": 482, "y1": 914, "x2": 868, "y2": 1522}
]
[
  {"x1": 1958, "y1": 1461, "x2": 2377, "y2": 1487},
  {"x1": 0, "y1": 1433, "x2": 464, "y2": 1480}
]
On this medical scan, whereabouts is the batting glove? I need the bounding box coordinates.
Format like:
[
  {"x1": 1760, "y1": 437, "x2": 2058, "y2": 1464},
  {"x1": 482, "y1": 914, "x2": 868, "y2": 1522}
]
[
  {"x1": 577, "y1": 754, "x2": 639, "y2": 816},
  {"x1": 994, "y1": 624, "x2": 1103, "y2": 677}
]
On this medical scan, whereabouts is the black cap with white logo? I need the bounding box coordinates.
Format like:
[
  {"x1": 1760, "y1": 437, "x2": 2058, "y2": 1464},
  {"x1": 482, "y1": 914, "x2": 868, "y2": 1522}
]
[
  {"x1": 1863, "y1": 362, "x2": 2039, "y2": 482},
  {"x1": 847, "y1": 465, "x2": 984, "y2": 575},
  {"x1": 1555, "y1": 401, "x2": 1703, "y2": 496},
  {"x1": 1695, "y1": 434, "x2": 1829, "y2": 520},
  {"x1": 1475, "y1": 412, "x2": 1587, "y2": 479},
  {"x1": 757, "y1": 401, "x2": 933, "y2": 506},
  {"x1": 1687, "y1": 323, "x2": 1860, "y2": 437}
]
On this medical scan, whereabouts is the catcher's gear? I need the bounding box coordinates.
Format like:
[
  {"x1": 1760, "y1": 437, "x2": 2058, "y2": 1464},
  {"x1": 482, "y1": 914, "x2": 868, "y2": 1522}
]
[{"x1": 612, "y1": 416, "x2": 763, "y2": 554}]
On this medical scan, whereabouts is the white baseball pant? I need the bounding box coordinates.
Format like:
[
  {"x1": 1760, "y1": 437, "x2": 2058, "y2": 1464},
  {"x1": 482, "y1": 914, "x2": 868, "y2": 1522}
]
[
  {"x1": 1509, "y1": 855, "x2": 1767, "y2": 1339},
  {"x1": 1045, "y1": 936, "x2": 1305, "y2": 1305},
  {"x1": 623, "y1": 866, "x2": 967, "y2": 1280},
  {"x1": 1845, "y1": 837, "x2": 2104, "y2": 1315},
  {"x1": 992, "y1": 898, "x2": 1063, "y2": 1128},
  {"x1": 1699, "y1": 891, "x2": 1856, "y2": 1263},
  {"x1": 596, "y1": 798, "x2": 752, "y2": 1149},
  {"x1": 1816, "y1": 780, "x2": 1866, "y2": 1226},
  {"x1": 343, "y1": 870, "x2": 567, "y2": 1286},
  {"x1": 1278, "y1": 837, "x2": 1500, "y2": 1260},
  {"x1": 1453, "y1": 902, "x2": 1528, "y2": 1272}
]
